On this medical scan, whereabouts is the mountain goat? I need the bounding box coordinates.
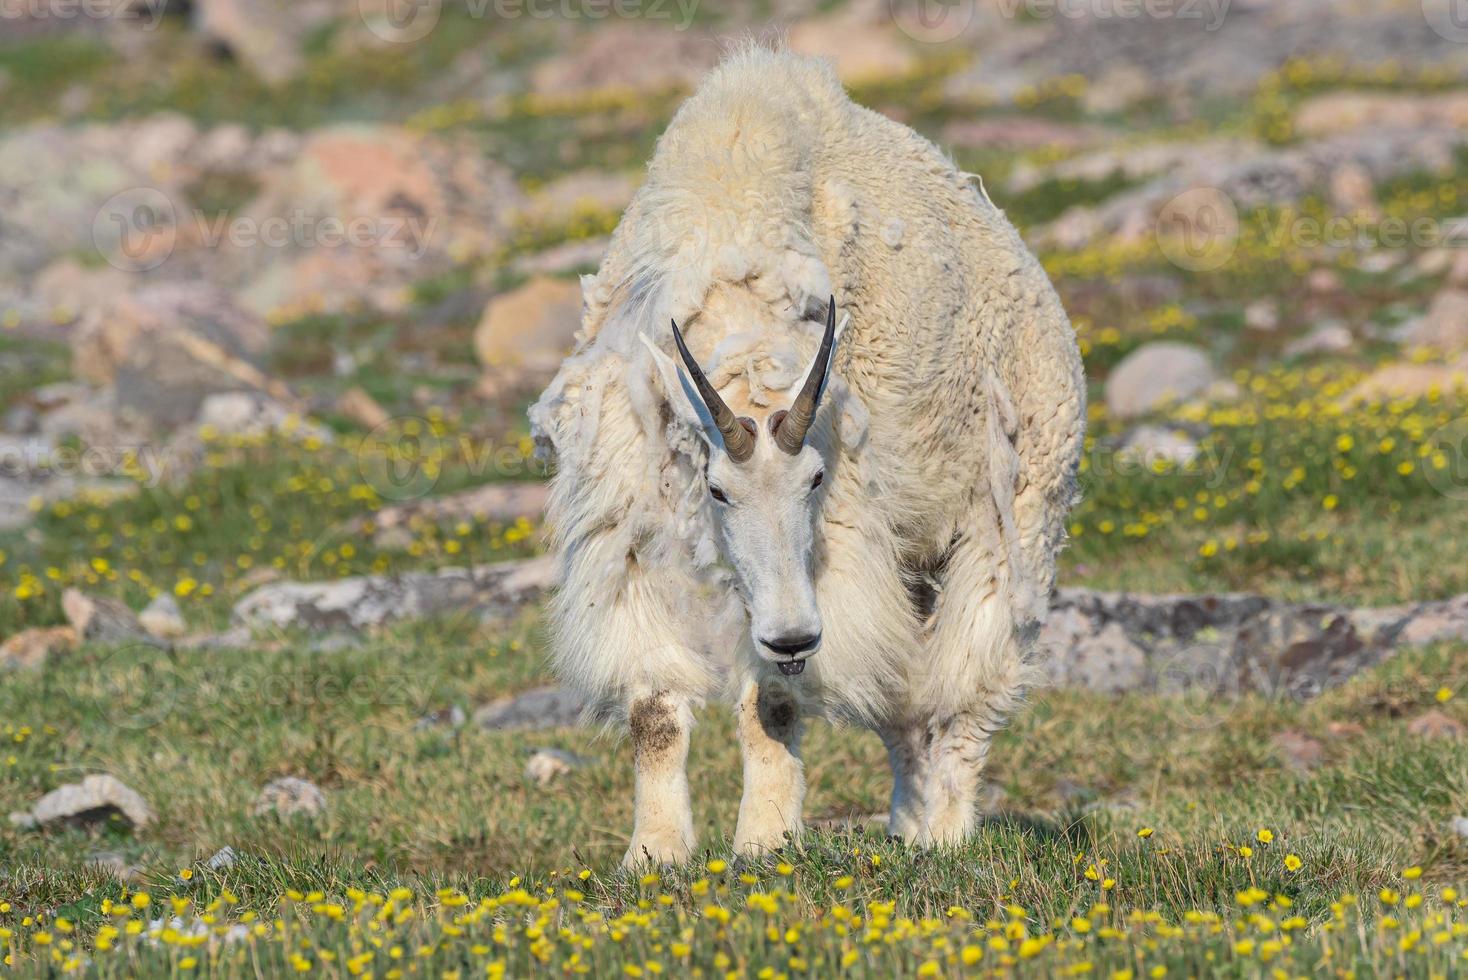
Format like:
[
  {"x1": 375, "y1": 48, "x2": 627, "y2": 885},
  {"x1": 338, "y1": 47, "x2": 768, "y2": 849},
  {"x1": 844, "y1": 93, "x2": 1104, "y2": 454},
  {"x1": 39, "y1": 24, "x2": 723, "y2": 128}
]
[{"x1": 530, "y1": 47, "x2": 1084, "y2": 866}]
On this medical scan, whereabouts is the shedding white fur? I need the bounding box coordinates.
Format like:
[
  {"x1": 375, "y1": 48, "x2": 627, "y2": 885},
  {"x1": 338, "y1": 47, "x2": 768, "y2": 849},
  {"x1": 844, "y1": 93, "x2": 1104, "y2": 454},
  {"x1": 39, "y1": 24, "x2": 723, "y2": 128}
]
[{"x1": 530, "y1": 46, "x2": 1085, "y2": 865}]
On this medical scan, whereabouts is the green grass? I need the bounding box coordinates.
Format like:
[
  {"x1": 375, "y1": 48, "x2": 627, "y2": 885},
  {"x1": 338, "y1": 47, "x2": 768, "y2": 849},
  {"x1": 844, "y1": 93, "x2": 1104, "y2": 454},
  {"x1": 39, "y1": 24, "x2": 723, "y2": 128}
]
[{"x1": 1, "y1": 626, "x2": 1463, "y2": 976}]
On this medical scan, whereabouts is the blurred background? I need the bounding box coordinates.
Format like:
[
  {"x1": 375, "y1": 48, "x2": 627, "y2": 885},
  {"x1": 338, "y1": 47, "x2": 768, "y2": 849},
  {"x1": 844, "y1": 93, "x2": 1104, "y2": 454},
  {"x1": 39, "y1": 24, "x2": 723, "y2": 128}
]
[{"x1": 1, "y1": 0, "x2": 1467, "y2": 946}]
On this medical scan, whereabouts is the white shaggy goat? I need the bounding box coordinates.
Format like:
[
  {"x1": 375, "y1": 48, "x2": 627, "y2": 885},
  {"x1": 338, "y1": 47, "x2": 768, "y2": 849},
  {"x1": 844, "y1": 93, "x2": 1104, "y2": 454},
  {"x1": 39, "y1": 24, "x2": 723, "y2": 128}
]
[{"x1": 530, "y1": 47, "x2": 1085, "y2": 866}]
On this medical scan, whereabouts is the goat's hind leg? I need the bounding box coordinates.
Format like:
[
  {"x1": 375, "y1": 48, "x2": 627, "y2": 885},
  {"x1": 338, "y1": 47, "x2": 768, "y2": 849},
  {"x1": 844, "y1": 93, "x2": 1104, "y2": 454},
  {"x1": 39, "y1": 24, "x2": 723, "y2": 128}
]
[
  {"x1": 878, "y1": 721, "x2": 928, "y2": 842},
  {"x1": 913, "y1": 534, "x2": 1031, "y2": 846}
]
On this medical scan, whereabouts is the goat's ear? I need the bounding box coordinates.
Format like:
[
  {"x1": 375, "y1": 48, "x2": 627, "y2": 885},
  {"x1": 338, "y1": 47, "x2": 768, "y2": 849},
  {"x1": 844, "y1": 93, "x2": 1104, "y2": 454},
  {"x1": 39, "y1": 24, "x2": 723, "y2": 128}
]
[{"x1": 639, "y1": 333, "x2": 718, "y2": 444}]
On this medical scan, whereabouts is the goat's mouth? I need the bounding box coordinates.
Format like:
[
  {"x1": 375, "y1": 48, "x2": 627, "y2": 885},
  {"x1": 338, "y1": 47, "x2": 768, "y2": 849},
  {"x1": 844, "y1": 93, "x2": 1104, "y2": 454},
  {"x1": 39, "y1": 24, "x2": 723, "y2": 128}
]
[{"x1": 776, "y1": 659, "x2": 806, "y2": 676}]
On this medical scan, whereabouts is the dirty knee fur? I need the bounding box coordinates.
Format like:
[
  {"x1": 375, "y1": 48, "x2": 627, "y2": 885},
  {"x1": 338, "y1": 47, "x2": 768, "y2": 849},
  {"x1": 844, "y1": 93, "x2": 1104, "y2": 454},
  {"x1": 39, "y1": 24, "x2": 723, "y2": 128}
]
[{"x1": 625, "y1": 693, "x2": 696, "y2": 867}]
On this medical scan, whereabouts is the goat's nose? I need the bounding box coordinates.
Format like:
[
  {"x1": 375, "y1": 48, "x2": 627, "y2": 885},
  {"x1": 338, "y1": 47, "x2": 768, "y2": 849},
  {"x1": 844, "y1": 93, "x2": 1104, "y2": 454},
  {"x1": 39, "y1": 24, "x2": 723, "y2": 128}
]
[{"x1": 761, "y1": 633, "x2": 822, "y2": 657}]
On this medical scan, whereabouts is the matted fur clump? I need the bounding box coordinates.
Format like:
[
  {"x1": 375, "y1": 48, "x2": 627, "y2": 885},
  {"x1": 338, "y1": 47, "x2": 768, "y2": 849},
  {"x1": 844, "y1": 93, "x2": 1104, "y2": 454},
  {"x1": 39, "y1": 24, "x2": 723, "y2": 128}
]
[{"x1": 530, "y1": 45, "x2": 1084, "y2": 864}]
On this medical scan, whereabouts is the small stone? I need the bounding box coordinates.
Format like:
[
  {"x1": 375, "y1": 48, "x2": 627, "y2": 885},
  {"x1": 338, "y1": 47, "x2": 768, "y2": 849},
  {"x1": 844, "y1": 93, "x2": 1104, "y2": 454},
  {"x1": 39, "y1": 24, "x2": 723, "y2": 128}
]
[
  {"x1": 253, "y1": 777, "x2": 326, "y2": 819},
  {"x1": 335, "y1": 386, "x2": 390, "y2": 431},
  {"x1": 1272, "y1": 729, "x2": 1325, "y2": 772},
  {"x1": 1284, "y1": 321, "x2": 1353, "y2": 358},
  {"x1": 1451, "y1": 816, "x2": 1468, "y2": 839},
  {"x1": 62, "y1": 589, "x2": 157, "y2": 647},
  {"x1": 1406, "y1": 709, "x2": 1464, "y2": 740},
  {"x1": 1117, "y1": 425, "x2": 1200, "y2": 466},
  {"x1": 1244, "y1": 300, "x2": 1279, "y2": 331},
  {"x1": 524, "y1": 748, "x2": 586, "y2": 786},
  {"x1": 13, "y1": 774, "x2": 153, "y2": 830},
  {"x1": 1325, "y1": 720, "x2": 1366, "y2": 739},
  {"x1": 0, "y1": 626, "x2": 77, "y2": 669},
  {"x1": 206, "y1": 845, "x2": 238, "y2": 871},
  {"x1": 475, "y1": 686, "x2": 586, "y2": 731},
  {"x1": 1308, "y1": 268, "x2": 1342, "y2": 294},
  {"x1": 414, "y1": 706, "x2": 466, "y2": 731},
  {"x1": 139, "y1": 594, "x2": 187, "y2": 640}
]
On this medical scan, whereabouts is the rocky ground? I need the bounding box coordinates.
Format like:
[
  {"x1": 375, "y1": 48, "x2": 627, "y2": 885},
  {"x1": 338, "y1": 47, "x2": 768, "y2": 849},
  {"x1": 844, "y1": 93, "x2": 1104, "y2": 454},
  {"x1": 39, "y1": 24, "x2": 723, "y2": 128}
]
[{"x1": 1, "y1": 2, "x2": 1468, "y2": 976}]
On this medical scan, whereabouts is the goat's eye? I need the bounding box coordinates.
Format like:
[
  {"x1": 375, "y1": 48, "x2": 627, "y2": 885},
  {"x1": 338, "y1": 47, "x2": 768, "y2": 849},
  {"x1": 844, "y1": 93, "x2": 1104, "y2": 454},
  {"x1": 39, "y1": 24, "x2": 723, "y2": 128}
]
[
  {"x1": 709, "y1": 485, "x2": 729, "y2": 504},
  {"x1": 810, "y1": 471, "x2": 824, "y2": 490}
]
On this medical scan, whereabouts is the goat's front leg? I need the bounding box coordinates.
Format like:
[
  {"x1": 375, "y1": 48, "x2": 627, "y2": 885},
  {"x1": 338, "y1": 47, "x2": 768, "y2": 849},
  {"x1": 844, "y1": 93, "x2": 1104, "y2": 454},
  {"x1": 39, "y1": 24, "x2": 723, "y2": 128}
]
[
  {"x1": 624, "y1": 691, "x2": 696, "y2": 868},
  {"x1": 733, "y1": 678, "x2": 804, "y2": 856}
]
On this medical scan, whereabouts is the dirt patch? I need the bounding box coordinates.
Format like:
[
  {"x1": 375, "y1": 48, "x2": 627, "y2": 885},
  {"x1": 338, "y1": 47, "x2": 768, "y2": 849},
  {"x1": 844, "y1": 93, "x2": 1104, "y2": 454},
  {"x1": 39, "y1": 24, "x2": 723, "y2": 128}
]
[{"x1": 629, "y1": 693, "x2": 681, "y2": 757}]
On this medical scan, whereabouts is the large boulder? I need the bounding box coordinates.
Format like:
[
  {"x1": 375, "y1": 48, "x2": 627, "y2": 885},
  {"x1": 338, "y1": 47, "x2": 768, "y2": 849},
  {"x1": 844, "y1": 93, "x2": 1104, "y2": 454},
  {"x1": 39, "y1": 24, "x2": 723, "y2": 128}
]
[
  {"x1": 1042, "y1": 589, "x2": 1468, "y2": 698},
  {"x1": 71, "y1": 282, "x2": 281, "y2": 430},
  {"x1": 1397, "y1": 290, "x2": 1468, "y2": 350},
  {"x1": 1340, "y1": 357, "x2": 1468, "y2": 404},
  {"x1": 232, "y1": 555, "x2": 554, "y2": 632},
  {"x1": 190, "y1": 0, "x2": 324, "y2": 84},
  {"x1": 1104, "y1": 342, "x2": 1217, "y2": 419},
  {"x1": 229, "y1": 126, "x2": 524, "y2": 319},
  {"x1": 1294, "y1": 91, "x2": 1468, "y2": 138},
  {"x1": 473, "y1": 277, "x2": 582, "y2": 393},
  {"x1": 10, "y1": 774, "x2": 153, "y2": 831}
]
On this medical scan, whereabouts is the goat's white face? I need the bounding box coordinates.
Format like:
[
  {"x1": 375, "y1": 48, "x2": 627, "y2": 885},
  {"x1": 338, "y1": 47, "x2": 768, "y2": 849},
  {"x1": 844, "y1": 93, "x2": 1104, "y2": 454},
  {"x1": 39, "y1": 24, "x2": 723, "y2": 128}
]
[
  {"x1": 644, "y1": 298, "x2": 840, "y2": 676},
  {"x1": 704, "y1": 424, "x2": 826, "y2": 674}
]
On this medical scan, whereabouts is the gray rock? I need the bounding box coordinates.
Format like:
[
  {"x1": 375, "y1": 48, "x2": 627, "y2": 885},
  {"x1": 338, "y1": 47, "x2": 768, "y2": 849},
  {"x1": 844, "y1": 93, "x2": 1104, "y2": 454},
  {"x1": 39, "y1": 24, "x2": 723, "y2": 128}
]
[
  {"x1": 1042, "y1": 588, "x2": 1468, "y2": 699},
  {"x1": 1117, "y1": 425, "x2": 1200, "y2": 467},
  {"x1": 524, "y1": 748, "x2": 588, "y2": 785},
  {"x1": 10, "y1": 774, "x2": 153, "y2": 830},
  {"x1": 253, "y1": 777, "x2": 326, "y2": 819},
  {"x1": 139, "y1": 594, "x2": 188, "y2": 640},
  {"x1": 475, "y1": 686, "x2": 586, "y2": 732},
  {"x1": 206, "y1": 845, "x2": 239, "y2": 871},
  {"x1": 1104, "y1": 343, "x2": 1217, "y2": 419},
  {"x1": 1452, "y1": 816, "x2": 1468, "y2": 839},
  {"x1": 233, "y1": 555, "x2": 554, "y2": 632},
  {"x1": 414, "y1": 706, "x2": 467, "y2": 731},
  {"x1": 196, "y1": 392, "x2": 328, "y2": 443},
  {"x1": 62, "y1": 589, "x2": 160, "y2": 647},
  {"x1": 1397, "y1": 290, "x2": 1468, "y2": 350},
  {"x1": 1285, "y1": 321, "x2": 1354, "y2": 358},
  {"x1": 1244, "y1": 299, "x2": 1280, "y2": 332}
]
